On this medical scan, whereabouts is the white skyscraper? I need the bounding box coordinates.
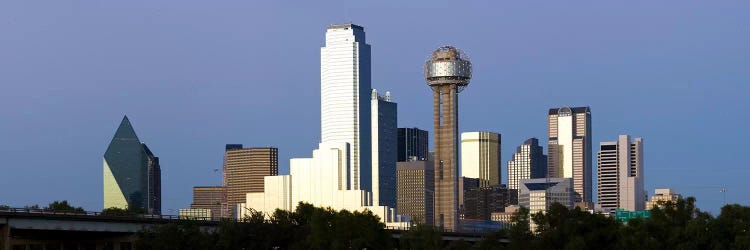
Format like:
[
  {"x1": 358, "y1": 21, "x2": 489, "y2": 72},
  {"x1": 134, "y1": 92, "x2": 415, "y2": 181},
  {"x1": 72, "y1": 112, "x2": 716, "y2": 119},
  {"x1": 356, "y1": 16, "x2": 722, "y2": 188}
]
[
  {"x1": 597, "y1": 135, "x2": 645, "y2": 212},
  {"x1": 461, "y1": 131, "x2": 502, "y2": 187},
  {"x1": 320, "y1": 23, "x2": 372, "y2": 192}
]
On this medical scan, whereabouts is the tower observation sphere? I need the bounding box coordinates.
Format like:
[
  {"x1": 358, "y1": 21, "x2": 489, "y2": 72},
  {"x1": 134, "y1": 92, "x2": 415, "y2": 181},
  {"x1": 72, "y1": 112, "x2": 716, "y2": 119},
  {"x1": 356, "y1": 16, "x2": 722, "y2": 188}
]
[{"x1": 424, "y1": 46, "x2": 472, "y2": 92}]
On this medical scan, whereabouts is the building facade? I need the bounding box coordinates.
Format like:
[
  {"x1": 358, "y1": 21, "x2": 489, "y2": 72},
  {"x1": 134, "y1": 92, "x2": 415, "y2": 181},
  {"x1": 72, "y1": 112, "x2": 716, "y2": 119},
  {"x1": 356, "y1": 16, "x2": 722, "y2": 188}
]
[
  {"x1": 461, "y1": 131, "x2": 502, "y2": 188},
  {"x1": 371, "y1": 89, "x2": 397, "y2": 208},
  {"x1": 519, "y1": 178, "x2": 574, "y2": 216},
  {"x1": 396, "y1": 159, "x2": 434, "y2": 225},
  {"x1": 190, "y1": 186, "x2": 227, "y2": 220},
  {"x1": 103, "y1": 116, "x2": 161, "y2": 214},
  {"x1": 507, "y1": 138, "x2": 547, "y2": 199},
  {"x1": 224, "y1": 145, "x2": 278, "y2": 215},
  {"x1": 463, "y1": 185, "x2": 517, "y2": 221},
  {"x1": 397, "y1": 128, "x2": 428, "y2": 162},
  {"x1": 320, "y1": 23, "x2": 372, "y2": 192},
  {"x1": 646, "y1": 188, "x2": 682, "y2": 210},
  {"x1": 597, "y1": 135, "x2": 645, "y2": 213},
  {"x1": 547, "y1": 106, "x2": 592, "y2": 203}
]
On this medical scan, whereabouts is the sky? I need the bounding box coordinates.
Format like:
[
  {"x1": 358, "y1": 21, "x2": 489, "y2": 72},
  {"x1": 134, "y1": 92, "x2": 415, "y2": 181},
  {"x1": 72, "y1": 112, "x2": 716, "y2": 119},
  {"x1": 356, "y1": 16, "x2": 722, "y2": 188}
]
[{"x1": 1, "y1": 1, "x2": 748, "y2": 215}]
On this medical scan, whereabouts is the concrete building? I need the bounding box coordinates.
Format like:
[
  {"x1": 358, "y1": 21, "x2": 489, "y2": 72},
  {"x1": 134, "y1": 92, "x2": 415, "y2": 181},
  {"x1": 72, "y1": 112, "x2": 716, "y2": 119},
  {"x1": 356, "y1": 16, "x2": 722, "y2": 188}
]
[
  {"x1": 463, "y1": 185, "x2": 517, "y2": 221},
  {"x1": 507, "y1": 138, "x2": 547, "y2": 198},
  {"x1": 490, "y1": 205, "x2": 520, "y2": 224},
  {"x1": 646, "y1": 189, "x2": 682, "y2": 210},
  {"x1": 461, "y1": 131, "x2": 502, "y2": 187},
  {"x1": 103, "y1": 116, "x2": 161, "y2": 214},
  {"x1": 597, "y1": 135, "x2": 645, "y2": 213},
  {"x1": 426, "y1": 46, "x2": 473, "y2": 231},
  {"x1": 397, "y1": 128, "x2": 428, "y2": 162},
  {"x1": 190, "y1": 186, "x2": 227, "y2": 220},
  {"x1": 224, "y1": 146, "x2": 278, "y2": 215},
  {"x1": 372, "y1": 89, "x2": 397, "y2": 208},
  {"x1": 397, "y1": 159, "x2": 434, "y2": 225},
  {"x1": 178, "y1": 208, "x2": 211, "y2": 220},
  {"x1": 547, "y1": 107, "x2": 592, "y2": 203},
  {"x1": 320, "y1": 23, "x2": 372, "y2": 192},
  {"x1": 519, "y1": 178, "x2": 574, "y2": 216}
]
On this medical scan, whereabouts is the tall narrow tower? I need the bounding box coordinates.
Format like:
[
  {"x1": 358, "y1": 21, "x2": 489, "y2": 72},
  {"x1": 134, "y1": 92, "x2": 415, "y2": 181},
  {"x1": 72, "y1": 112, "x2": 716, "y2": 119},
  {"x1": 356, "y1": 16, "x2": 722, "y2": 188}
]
[
  {"x1": 320, "y1": 24, "x2": 372, "y2": 192},
  {"x1": 425, "y1": 46, "x2": 472, "y2": 231}
]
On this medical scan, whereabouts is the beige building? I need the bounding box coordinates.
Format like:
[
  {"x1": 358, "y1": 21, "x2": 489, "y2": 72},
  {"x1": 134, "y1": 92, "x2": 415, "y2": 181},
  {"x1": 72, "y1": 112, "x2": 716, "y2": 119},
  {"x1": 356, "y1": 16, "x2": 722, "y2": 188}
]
[
  {"x1": 646, "y1": 189, "x2": 682, "y2": 210},
  {"x1": 224, "y1": 146, "x2": 278, "y2": 216},
  {"x1": 190, "y1": 186, "x2": 227, "y2": 220},
  {"x1": 597, "y1": 135, "x2": 645, "y2": 213},
  {"x1": 461, "y1": 131, "x2": 501, "y2": 187},
  {"x1": 490, "y1": 205, "x2": 520, "y2": 224},
  {"x1": 548, "y1": 106, "x2": 592, "y2": 203},
  {"x1": 397, "y1": 159, "x2": 434, "y2": 225}
]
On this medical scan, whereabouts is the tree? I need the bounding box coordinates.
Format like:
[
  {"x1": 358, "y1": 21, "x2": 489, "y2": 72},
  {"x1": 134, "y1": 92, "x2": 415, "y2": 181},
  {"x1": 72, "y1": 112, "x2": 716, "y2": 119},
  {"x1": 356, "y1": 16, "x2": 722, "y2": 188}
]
[{"x1": 44, "y1": 200, "x2": 85, "y2": 213}]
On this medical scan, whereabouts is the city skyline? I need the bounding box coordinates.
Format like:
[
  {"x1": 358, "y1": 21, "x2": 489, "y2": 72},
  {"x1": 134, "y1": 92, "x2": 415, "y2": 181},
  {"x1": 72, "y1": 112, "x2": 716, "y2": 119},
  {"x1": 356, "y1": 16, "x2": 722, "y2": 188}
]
[{"x1": 1, "y1": 2, "x2": 748, "y2": 215}]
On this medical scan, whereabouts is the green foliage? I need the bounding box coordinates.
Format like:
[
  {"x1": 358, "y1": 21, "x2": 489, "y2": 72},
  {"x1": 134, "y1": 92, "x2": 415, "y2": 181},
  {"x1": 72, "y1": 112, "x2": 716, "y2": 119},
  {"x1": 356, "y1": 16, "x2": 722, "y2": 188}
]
[
  {"x1": 44, "y1": 200, "x2": 85, "y2": 213},
  {"x1": 0, "y1": 204, "x2": 9, "y2": 210},
  {"x1": 400, "y1": 224, "x2": 443, "y2": 250},
  {"x1": 135, "y1": 202, "x2": 391, "y2": 250}
]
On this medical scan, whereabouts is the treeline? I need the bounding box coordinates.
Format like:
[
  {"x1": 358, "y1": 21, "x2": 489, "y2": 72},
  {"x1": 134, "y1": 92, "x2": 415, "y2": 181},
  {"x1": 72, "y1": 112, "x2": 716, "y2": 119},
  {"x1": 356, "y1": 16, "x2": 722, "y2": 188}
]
[
  {"x1": 0, "y1": 200, "x2": 85, "y2": 213},
  {"x1": 136, "y1": 198, "x2": 750, "y2": 250}
]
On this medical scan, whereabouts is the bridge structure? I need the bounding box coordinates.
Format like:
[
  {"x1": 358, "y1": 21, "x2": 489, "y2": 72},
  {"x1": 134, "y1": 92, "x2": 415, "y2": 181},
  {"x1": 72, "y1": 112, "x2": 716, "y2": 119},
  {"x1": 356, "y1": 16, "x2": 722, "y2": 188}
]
[{"x1": 1, "y1": 208, "x2": 500, "y2": 249}]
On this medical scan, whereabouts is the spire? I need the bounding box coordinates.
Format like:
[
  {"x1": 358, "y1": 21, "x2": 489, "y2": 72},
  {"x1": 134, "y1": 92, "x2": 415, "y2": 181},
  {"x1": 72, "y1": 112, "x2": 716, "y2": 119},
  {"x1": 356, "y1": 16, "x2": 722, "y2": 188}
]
[{"x1": 112, "y1": 115, "x2": 140, "y2": 143}]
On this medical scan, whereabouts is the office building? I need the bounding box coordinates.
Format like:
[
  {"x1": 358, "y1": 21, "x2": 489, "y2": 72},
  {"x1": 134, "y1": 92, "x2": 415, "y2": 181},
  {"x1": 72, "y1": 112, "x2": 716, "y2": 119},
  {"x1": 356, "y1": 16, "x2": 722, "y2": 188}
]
[
  {"x1": 397, "y1": 128, "x2": 428, "y2": 161},
  {"x1": 597, "y1": 135, "x2": 645, "y2": 213},
  {"x1": 397, "y1": 158, "x2": 434, "y2": 225},
  {"x1": 320, "y1": 23, "x2": 372, "y2": 192},
  {"x1": 491, "y1": 205, "x2": 520, "y2": 225},
  {"x1": 519, "y1": 178, "x2": 574, "y2": 215},
  {"x1": 190, "y1": 186, "x2": 227, "y2": 220},
  {"x1": 372, "y1": 89, "x2": 397, "y2": 208},
  {"x1": 507, "y1": 138, "x2": 547, "y2": 198},
  {"x1": 547, "y1": 106, "x2": 592, "y2": 202},
  {"x1": 238, "y1": 25, "x2": 409, "y2": 228},
  {"x1": 178, "y1": 208, "x2": 211, "y2": 220},
  {"x1": 463, "y1": 185, "x2": 517, "y2": 220},
  {"x1": 224, "y1": 145, "x2": 278, "y2": 215},
  {"x1": 426, "y1": 46, "x2": 472, "y2": 231},
  {"x1": 461, "y1": 131, "x2": 502, "y2": 187},
  {"x1": 103, "y1": 116, "x2": 161, "y2": 214},
  {"x1": 646, "y1": 189, "x2": 682, "y2": 210}
]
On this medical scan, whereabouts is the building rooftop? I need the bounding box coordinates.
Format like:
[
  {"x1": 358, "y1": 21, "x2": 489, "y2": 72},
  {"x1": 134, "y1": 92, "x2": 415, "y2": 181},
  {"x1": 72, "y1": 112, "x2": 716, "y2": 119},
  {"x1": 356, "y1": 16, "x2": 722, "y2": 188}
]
[{"x1": 327, "y1": 23, "x2": 364, "y2": 30}]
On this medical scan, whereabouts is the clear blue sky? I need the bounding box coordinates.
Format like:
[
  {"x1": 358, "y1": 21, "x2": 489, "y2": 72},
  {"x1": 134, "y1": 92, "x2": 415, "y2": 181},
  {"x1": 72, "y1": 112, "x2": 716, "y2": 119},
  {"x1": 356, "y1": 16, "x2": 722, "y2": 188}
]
[{"x1": 1, "y1": 1, "x2": 748, "y2": 215}]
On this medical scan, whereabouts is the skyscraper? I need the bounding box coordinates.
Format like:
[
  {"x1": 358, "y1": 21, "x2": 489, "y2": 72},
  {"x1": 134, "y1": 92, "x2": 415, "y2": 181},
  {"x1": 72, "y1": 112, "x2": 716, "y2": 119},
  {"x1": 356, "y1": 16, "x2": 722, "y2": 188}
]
[
  {"x1": 320, "y1": 23, "x2": 372, "y2": 192},
  {"x1": 396, "y1": 157, "x2": 434, "y2": 225},
  {"x1": 547, "y1": 106, "x2": 592, "y2": 203},
  {"x1": 507, "y1": 138, "x2": 547, "y2": 194},
  {"x1": 103, "y1": 116, "x2": 161, "y2": 214},
  {"x1": 371, "y1": 89, "x2": 397, "y2": 208},
  {"x1": 597, "y1": 135, "x2": 645, "y2": 212},
  {"x1": 461, "y1": 131, "x2": 502, "y2": 187},
  {"x1": 425, "y1": 46, "x2": 472, "y2": 231},
  {"x1": 224, "y1": 145, "x2": 278, "y2": 215},
  {"x1": 397, "y1": 128, "x2": 428, "y2": 162}
]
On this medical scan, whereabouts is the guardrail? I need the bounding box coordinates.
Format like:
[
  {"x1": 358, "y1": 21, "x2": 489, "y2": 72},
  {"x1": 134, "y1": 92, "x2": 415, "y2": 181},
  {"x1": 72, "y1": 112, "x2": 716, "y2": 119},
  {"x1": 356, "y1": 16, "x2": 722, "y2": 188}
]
[{"x1": 0, "y1": 207, "x2": 183, "y2": 220}]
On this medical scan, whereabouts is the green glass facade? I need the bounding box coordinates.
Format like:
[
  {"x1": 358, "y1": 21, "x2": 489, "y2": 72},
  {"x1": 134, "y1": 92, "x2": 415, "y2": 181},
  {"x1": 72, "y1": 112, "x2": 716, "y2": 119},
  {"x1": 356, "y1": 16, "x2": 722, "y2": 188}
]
[{"x1": 103, "y1": 116, "x2": 161, "y2": 214}]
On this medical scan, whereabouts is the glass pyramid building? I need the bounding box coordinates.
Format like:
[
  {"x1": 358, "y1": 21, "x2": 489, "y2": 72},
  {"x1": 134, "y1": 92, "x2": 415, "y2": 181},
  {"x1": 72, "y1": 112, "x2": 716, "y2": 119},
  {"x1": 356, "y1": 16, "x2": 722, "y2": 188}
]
[{"x1": 103, "y1": 116, "x2": 161, "y2": 214}]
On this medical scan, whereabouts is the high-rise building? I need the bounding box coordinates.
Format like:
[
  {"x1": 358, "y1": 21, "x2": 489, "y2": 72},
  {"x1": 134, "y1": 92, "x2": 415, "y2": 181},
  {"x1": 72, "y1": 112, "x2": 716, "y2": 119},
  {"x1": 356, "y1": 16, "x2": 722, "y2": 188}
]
[
  {"x1": 103, "y1": 116, "x2": 161, "y2": 214},
  {"x1": 646, "y1": 189, "x2": 682, "y2": 210},
  {"x1": 547, "y1": 106, "x2": 592, "y2": 203},
  {"x1": 507, "y1": 138, "x2": 547, "y2": 197},
  {"x1": 425, "y1": 46, "x2": 472, "y2": 231},
  {"x1": 461, "y1": 131, "x2": 502, "y2": 187},
  {"x1": 519, "y1": 178, "x2": 574, "y2": 216},
  {"x1": 224, "y1": 145, "x2": 278, "y2": 215},
  {"x1": 396, "y1": 157, "x2": 434, "y2": 225},
  {"x1": 397, "y1": 128, "x2": 428, "y2": 162},
  {"x1": 190, "y1": 186, "x2": 227, "y2": 220},
  {"x1": 320, "y1": 23, "x2": 372, "y2": 192},
  {"x1": 597, "y1": 135, "x2": 645, "y2": 213},
  {"x1": 372, "y1": 89, "x2": 397, "y2": 208}
]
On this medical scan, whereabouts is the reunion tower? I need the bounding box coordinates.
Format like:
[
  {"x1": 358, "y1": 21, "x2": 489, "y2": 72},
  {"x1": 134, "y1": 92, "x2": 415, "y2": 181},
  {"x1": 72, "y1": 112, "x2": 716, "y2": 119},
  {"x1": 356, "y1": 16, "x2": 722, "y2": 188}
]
[{"x1": 425, "y1": 46, "x2": 472, "y2": 231}]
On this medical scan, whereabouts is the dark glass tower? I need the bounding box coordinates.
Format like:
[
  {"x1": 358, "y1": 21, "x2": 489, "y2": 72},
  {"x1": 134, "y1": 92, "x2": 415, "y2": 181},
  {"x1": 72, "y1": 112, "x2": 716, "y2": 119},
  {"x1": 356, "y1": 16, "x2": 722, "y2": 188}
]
[
  {"x1": 103, "y1": 116, "x2": 161, "y2": 214},
  {"x1": 397, "y1": 128, "x2": 428, "y2": 162}
]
